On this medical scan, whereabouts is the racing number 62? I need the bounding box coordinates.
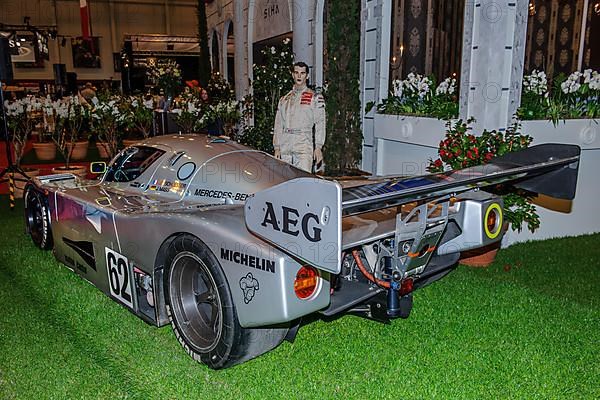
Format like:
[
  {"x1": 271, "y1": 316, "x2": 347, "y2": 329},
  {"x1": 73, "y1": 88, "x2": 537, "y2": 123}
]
[{"x1": 105, "y1": 248, "x2": 134, "y2": 308}]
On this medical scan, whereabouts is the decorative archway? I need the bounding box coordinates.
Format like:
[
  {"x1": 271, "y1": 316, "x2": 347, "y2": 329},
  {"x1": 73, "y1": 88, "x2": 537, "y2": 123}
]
[
  {"x1": 222, "y1": 18, "x2": 235, "y2": 85},
  {"x1": 210, "y1": 29, "x2": 221, "y2": 75}
]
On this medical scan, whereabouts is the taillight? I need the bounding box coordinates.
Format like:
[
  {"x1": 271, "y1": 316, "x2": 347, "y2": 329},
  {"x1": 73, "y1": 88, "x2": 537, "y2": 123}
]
[
  {"x1": 484, "y1": 203, "x2": 503, "y2": 239},
  {"x1": 294, "y1": 266, "x2": 319, "y2": 300}
]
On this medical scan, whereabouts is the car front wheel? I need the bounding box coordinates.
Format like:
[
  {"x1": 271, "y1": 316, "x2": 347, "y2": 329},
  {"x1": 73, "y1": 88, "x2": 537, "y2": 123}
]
[{"x1": 24, "y1": 187, "x2": 53, "y2": 250}]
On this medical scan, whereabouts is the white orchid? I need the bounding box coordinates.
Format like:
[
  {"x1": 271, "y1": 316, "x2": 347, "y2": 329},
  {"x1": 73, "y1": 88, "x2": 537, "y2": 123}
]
[
  {"x1": 523, "y1": 69, "x2": 548, "y2": 96},
  {"x1": 435, "y1": 77, "x2": 457, "y2": 96},
  {"x1": 561, "y1": 71, "x2": 582, "y2": 94}
]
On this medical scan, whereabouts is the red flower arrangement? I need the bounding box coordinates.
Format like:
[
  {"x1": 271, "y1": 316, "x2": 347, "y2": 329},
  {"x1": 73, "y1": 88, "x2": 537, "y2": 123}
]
[
  {"x1": 428, "y1": 119, "x2": 540, "y2": 233},
  {"x1": 428, "y1": 119, "x2": 531, "y2": 173}
]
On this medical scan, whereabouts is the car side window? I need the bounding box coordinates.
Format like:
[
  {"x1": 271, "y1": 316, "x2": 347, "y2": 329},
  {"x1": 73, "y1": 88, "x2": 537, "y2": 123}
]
[{"x1": 104, "y1": 146, "x2": 165, "y2": 183}]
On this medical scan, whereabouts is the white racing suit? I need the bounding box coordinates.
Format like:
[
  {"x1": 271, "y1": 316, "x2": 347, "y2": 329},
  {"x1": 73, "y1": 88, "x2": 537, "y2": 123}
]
[{"x1": 273, "y1": 87, "x2": 326, "y2": 172}]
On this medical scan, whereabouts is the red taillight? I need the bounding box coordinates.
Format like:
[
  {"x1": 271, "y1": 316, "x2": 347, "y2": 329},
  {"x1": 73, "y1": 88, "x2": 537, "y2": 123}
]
[{"x1": 294, "y1": 266, "x2": 319, "y2": 300}]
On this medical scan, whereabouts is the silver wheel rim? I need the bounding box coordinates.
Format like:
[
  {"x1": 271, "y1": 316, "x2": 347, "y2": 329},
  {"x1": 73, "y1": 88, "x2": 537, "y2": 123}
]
[{"x1": 169, "y1": 251, "x2": 223, "y2": 352}]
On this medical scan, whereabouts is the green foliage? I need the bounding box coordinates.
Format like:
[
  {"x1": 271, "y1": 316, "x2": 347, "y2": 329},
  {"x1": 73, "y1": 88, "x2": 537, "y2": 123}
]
[
  {"x1": 206, "y1": 73, "x2": 235, "y2": 103},
  {"x1": 428, "y1": 119, "x2": 539, "y2": 233},
  {"x1": 324, "y1": 0, "x2": 363, "y2": 174},
  {"x1": 376, "y1": 74, "x2": 459, "y2": 120},
  {"x1": 238, "y1": 39, "x2": 294, "y2": 152},
  {"x1": 146, "y1": 60, "x2": 182, "y2": 99},
  {"x1": 196, "y1": 0, "x2": 211, "y2": 87},
  {"x1": 518, "y1": 69, "x2": 600, "y2": 124}
]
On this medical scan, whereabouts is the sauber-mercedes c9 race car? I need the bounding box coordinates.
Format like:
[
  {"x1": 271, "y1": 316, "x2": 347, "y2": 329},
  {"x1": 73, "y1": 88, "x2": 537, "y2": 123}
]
[{"x1": 23, "y1": 134, "x2": 580, "y2": 369}]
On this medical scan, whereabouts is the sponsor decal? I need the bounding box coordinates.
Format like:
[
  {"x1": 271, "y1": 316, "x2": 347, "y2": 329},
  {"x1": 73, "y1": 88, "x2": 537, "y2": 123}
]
[
  {"x1": 239, "y1": 273, "x2": 259, "y2": 304},
  {"x1": 194, "y1": 188, "x2": 251, "y2": 202},
  {"x1": 260, "y1": 201, "x2": 322, "y2": 242},
  {"x1": 149, "y1": 179, "x2": 187, "y2": 193},
  {"x1": 300, "y1": 91, "x2": 313, "y2": 105},
  {"x1": 220, "y1": 248, "x2": 275, "y2": 274},
  {"x1": 177, "y1": 162, "x2": 196, "y2": 181}
]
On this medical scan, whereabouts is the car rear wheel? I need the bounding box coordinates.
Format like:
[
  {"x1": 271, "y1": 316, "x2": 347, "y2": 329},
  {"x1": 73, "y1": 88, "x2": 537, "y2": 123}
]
[
  {"x1": 164, "y1": 235, "x2": 288, "y2": 369},
  {"x1": 24, "y1": 187, "x2": 53, "y2": 250}
]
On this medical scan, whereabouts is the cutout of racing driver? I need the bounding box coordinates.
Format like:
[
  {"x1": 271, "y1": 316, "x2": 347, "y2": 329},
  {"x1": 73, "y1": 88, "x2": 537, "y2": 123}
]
[{"x1": 273, "y1": 62, "x2": 326, "y2": 173}]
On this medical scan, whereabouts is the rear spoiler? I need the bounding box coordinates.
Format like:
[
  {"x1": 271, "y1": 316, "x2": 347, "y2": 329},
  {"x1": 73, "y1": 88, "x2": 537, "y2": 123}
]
[{"x1": 245, "y1": 144, "x2": 580, "y2": 273}]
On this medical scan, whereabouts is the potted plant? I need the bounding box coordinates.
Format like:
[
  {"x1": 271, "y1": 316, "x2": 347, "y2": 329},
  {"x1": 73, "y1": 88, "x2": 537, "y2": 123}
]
[
  {"x1": 3, "y1": 96, "x2": 43, "y2": 196},
  {"x1": 33, "y1": 95, "x2": 59, "y2": 161},
  {"x1": 171, "y1": 90, "x2": 209, "y2": 133},
  {"x1": 91, "y1": 95, "x2": 129, "y2": 160},
  {"x1": 518, "y1": 69, "x2": 600, "y2": 124},
  {"x1": 210, "y1": 99, "x2": 241, "y2": 137},
  {"x1": 123, "y1": 95, "x2": 155, "y2": 146},
  {"x1": 428, "y1": 119, "x2": 540, "y2": 266},
  {"x1": 146, "y1": 59, "x2": 182, "y2": 109},
  {"x1": 373, "y1": 73, "x2": 459, "y2": 120},
  {"x1": 49, "y1": 96, "x2": 89, "y2": 177}
]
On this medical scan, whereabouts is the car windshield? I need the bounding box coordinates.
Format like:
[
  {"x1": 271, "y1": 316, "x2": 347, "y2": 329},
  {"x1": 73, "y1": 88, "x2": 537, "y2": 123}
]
[{"x1": 104, "y1": 146, "x2": 165, "y2": 183}]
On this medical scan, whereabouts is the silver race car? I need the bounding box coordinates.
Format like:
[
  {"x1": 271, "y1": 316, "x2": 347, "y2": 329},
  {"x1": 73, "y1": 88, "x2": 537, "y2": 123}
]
[{"x1": 23, "y1": 134, "x2": 580, "y2": 369}]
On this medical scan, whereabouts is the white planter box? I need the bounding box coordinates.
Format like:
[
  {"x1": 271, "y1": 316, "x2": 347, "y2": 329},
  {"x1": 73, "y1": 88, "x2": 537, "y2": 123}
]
[
  {"x1": 503, "y1": 119, "x2": 600, "y2": 245},
  {"x1": 372, "y1": 114, "x2": 448, "y2": 176}
]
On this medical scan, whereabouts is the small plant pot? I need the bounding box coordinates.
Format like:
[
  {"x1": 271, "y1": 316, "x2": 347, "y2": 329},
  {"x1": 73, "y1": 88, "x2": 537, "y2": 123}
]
[
  {"x1": 122, "y1": 139, "x2": 140, "y2": 148},
  {"x1": 459, "y1": 242, "x2": 500, "y2": 267},
  {"x1": 96, "y1": 142, "x2": 111, "y2": 159},
  {"x1": 32, "y1": 142, "x2": 57, "y2": 161},
  {"x1": 52, "y1": 165, "x2": 87, "y2": 178},
  {"x1": 67, "y1": 141, "x2": 89, "y2": 160}
]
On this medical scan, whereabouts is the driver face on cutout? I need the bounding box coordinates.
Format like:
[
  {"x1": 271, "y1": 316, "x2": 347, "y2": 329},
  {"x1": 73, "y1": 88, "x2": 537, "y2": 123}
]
[{"x1": 292, "y1": 66, "x2": 308, "y2": 89}]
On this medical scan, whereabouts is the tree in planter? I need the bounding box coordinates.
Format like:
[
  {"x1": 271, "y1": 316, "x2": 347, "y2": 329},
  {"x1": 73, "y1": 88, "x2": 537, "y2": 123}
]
[
  {"x1": 171, "y1": 91, "x2": 210, "y2": 133},
  {"x1": 51, "y1": 96, "x2": 90, "y2": 170},
  {"x1": 91, "y1": 96, "x2": 130, "y2": 160},
  {"x1": 324, "y1": 0, "x2": 363, "y2": 174},
  {"x1": 428, "y1": 119, "x2": 539, "y2": 233},
  {"x1": 238, "y1": 38, "x2": 294, "y2": 152},
  {"x1": 126, "y1": 95, "x2": 155, "y2": 139},
  {"x1": 3, "y1": 96, "x2": 43, "y2": 168}
]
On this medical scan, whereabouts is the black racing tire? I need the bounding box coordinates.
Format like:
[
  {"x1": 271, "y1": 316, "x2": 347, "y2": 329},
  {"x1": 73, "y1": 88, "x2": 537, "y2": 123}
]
[
  {"x1": 24, "y1": 186, "x2": 53, "y2": 250},
  {"x1": 163, "y1": 234, "x2": 288, "y2": 369}
]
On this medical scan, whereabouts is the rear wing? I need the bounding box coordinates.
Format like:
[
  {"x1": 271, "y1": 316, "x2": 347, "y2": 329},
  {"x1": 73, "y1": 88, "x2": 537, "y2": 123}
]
[{"x1": 245, "y1": 144, "x2": 580, "y2": 274}]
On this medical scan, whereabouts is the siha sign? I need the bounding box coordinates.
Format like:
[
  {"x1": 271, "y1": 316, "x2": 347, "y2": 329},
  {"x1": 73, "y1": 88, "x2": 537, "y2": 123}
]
[{"x1": 253, "y1": 0, "x2": 292, "y2": 43}]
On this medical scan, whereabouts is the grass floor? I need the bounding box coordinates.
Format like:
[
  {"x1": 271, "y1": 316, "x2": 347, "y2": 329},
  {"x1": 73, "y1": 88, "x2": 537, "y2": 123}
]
[{"x1": 0, "y1": 197, "x2": 598, "y2": 399}]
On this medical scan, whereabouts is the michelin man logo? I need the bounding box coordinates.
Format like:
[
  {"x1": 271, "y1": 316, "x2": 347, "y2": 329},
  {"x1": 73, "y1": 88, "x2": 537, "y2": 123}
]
[{"x1": 239, "y1": 273, "x2": 259, "y2": 304}]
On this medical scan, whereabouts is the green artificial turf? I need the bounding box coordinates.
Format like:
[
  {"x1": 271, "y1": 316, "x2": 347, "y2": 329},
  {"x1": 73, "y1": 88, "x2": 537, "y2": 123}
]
[{"x1": 0, "y1": 197, "x2": 598, "y2": 399}]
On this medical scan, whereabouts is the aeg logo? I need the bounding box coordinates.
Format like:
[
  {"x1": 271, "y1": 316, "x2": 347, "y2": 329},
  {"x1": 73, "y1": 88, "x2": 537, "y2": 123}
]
[{"x1": 260, "y1": 202, "x2": 322, "y2": 242}]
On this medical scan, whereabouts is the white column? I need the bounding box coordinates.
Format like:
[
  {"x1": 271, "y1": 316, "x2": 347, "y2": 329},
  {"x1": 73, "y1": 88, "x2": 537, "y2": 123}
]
[
  {"x1": 459, "y1": 0, "x2": 529, "y2": 133},
  {"x1": 314, "y1": 0, "x2": 326, "y2": 87},
  {"x1": 360, "y1": 0, "x2": 392, "y2": 173},
  {"x1": 235, "y1": 0, "x2": 249, "y2": 100},
  {"x1": 292, "y1": 0, "x2": 315, "y2": 78}
]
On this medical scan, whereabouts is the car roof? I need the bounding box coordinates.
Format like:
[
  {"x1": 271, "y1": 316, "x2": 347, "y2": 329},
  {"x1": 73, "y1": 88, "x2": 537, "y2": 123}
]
[{"x1": 138, "y1": 134, "x2": 257, "y2": 164}]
